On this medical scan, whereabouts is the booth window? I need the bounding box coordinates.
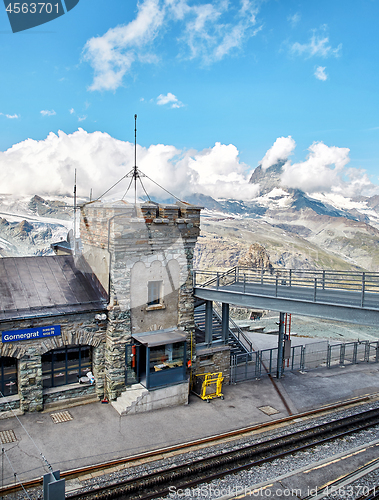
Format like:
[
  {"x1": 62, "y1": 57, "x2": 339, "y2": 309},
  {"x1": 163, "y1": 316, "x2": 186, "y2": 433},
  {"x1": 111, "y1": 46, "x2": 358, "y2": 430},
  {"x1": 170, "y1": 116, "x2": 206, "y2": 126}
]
[
  {"x1": 0, "y1": 357, "x2": 17, "y2": 396},
  {"x1": 42, "y1": 346, "x2": 91, "y2": 388},
  {"x1": 147, "y1": 280, "x2": 163, "y2": 307},
  {"x1": 149, "y1": 342, "x2": 184, "y2": 373}
]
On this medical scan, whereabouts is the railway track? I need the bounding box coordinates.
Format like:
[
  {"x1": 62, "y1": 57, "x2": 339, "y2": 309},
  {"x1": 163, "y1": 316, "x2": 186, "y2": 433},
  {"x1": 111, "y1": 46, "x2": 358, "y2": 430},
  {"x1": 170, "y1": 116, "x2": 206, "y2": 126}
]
[
  {"x1": 1, "y1": 395, "x2": 379, "y2": 499},
  {"x1": 63, "y1": 406, "x2": 379, "y2": 500}
]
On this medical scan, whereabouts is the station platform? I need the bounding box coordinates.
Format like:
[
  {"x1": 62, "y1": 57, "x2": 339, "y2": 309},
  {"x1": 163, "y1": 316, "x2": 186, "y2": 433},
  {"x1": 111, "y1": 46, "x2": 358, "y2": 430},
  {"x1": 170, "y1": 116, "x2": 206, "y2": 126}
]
[{"x1": 1, "y1": 334, "x2": 379, "y2": 488}]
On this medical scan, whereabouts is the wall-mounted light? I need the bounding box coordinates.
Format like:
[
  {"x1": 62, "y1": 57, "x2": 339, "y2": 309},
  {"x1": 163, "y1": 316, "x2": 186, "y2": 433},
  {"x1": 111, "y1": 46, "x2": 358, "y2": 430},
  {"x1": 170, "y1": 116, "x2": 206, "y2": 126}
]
[{"x1": 95, "y1": 313, "x2": 107, "y2": 321}]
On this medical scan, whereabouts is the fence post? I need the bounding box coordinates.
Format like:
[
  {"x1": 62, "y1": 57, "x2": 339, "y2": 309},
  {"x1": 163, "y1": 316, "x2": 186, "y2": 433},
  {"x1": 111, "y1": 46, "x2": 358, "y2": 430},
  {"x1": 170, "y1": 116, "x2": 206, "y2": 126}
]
[
  {"x1": 256, "y1": 351, "x2": 261, "y2": 379},
  {"x1": 277, "y1": 312, "x2": 285, "y2": 379},
  {"x1": 289, "y1": 269, "x2": 292, "y2": 287},
  {"x1": 361, "y1": 272, "x2": 365, "y2": 307},
  {"x1": 376, "y1": 342, "x2": 379, "y2": 363},
  {"x1": 340, "y1": 344, "x2": 345, "y2": 366},
  {"x1": 216, "y1": 272, "x2": 219, "y2": 289},
  {"x1": 300, "y1": 346, "x2": 305, "y2": 372},
  {"x1": 364, "y1": 341, "x2": 370, "y2": 363},
  {"x1": 237, "y1": 267, "x2": 239, "y2": 283},
  {"x1": 275, "y1": 275, "x2": 278, "y2": 297},
  {"x1": 322, "y1": 270, "x2": 325, "y2": 290},
  {"x1": 327, "y1": 344, "x2": 331, "y2": 368},
  {"x1": 353, "y1": 342, "x2": 358, "y2": 364},
  {"x1": 291, "y1": 346, "x2": 295, "y2": 371},
  {"x1": 313, "y1": 278, "x2": 317, "y2": 302},
  {"x1": 261, "y1": 267, "x2": 264, "y2": 285}
]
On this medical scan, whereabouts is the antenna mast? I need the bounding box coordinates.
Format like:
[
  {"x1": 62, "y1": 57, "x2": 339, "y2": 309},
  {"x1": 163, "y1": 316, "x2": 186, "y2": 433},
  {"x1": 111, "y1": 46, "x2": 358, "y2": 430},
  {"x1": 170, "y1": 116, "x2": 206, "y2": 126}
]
[
  {"x1": 73, "y1": 168, "x2": 77, "y2": 256},
  {"x1": 134, "y1": 113, "x2": 137, "y2": 205}
]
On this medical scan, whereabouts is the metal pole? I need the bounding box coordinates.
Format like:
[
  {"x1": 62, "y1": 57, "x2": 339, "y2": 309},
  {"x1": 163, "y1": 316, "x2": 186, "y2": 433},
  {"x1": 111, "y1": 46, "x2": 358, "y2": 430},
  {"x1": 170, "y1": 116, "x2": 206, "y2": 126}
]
[
  {"x1": 277, "y1": 312, "x2": 285, "y2": 379},
  {"x1": 221, "y1": 303, "x2": 229, "y2": 344},
  {"x1": 361, "y1": 272, "x2": 365, "y2": 307},
  {"x1": 205, "y1": 301, "x2": 213, "y2": 345},
  {"x1": 73, "y1": 168, "x2": 76, "y2": 256},
  {"x1": 313, "y1": 278, "x2": 317, "y2": 302},
  {"x1": 134, "y1": 114, "x2": 137, "y2": 204}
]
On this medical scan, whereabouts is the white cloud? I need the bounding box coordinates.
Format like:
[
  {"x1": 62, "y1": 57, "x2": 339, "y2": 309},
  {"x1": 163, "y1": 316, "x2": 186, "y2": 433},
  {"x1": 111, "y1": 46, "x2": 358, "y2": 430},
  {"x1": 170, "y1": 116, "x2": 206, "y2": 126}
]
[
  {"x1": 0, "y1": 130, "x2": 258, "y2": 200},
  {"x1": 260, "y1": 136, "x2": 296, "y2": 170},
  {"x1": 69, "y1": 108, "x2": 75, "y2": 114},
  {"x1": 290, "y1": 26, "x2": 341, "y2": 59},
  {"x1": 281, "y1": 142, "x2": 351, "y2": 193},
  {"x1": 177, "y1": 0, "x2": 261, "y2": 64},
  {"x1": 82, "y1": 0, "x2": 165, "y2": 91},
  {"x1": 156, "y1": 92, "x2": 184, "y2": 108},
  {"x1": 40, "y1": 110, "x2": 56, "y2": 116},
  {"x1": 83, "y1": 0, "x2": 263, "y2": 91},
  {"x1": 315, "y1": 66, "x2": 327, "y2": 81},
  {"x1": 288, "y1": 13, "x2": 300, "y2": 27},
  {"x1": 0, "y1": 113, "x2": 20, "y2": 119},
  {"x1": 78, "y1": 115, "x2": 87, "y2": 122}
]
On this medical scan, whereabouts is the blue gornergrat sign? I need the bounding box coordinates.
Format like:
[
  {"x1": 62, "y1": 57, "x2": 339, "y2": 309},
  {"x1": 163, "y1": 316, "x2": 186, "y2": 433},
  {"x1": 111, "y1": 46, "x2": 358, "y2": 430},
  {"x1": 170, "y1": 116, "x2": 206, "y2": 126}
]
[{"x1": 2, "y1": 325, "x2": 61, "y2": 343}]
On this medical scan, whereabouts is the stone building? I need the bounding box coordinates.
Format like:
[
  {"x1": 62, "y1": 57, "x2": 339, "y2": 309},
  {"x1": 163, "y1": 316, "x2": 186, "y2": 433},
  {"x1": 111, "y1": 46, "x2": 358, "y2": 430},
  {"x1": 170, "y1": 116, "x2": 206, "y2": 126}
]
[
  {"x1": 0, "y1": 200, "x2": 233, "y2": 414},
  {"x1": 0, "y1": 255, "x2": 107, "y2": 414}
]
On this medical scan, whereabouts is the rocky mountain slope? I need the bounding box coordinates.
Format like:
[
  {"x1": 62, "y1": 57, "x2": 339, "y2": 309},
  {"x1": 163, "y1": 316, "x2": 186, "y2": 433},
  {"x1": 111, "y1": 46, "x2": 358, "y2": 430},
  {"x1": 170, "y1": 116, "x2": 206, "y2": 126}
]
[
  {"x1": 0, "y1": 195, "x2": 72, "y2": 257},
  {"x1": 191, "y1": 161, "x2": 379, "y2": 272},
  {"x1": 2, "y1": 167, "x2": 379, "y2": 273}
]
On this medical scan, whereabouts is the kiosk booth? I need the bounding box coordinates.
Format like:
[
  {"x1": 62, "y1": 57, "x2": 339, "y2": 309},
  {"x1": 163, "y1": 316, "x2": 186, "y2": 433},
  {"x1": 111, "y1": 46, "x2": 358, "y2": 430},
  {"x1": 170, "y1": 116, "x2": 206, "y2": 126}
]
[{"x1": 127, "y1": 328, "x2": 187, "y2": 389}]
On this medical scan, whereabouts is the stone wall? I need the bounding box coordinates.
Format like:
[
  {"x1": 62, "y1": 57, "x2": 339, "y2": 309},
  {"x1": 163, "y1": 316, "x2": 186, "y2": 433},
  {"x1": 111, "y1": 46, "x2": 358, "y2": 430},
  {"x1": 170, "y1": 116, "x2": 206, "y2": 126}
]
[
  {"x1": 43, "y1": 384, "x2": 96, "y2": 406},
  {"x1": 195, "y1": 345, "x2": 231, "y2": 385},
  {"x1": 0, "y1": 312, "x2": 106, "y2": 413}
]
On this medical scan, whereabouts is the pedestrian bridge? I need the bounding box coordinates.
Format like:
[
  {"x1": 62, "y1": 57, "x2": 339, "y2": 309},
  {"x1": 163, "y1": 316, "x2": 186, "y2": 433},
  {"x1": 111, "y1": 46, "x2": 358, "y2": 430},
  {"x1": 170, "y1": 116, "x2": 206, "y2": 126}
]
[{"x1": 194, "y1": 266, "x2": 379, "y2": 327}]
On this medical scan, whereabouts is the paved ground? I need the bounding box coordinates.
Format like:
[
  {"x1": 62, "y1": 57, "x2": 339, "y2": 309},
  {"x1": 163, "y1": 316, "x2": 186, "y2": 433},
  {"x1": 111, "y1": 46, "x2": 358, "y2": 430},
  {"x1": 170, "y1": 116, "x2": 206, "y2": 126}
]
[{"x1": 1, "y1": 333, "x2": 379, "y2": 487}]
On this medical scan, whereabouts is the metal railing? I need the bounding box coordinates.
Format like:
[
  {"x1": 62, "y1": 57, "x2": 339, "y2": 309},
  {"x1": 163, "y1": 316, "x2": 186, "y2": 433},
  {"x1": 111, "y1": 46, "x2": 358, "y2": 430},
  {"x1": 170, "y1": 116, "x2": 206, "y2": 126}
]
[
  {"x1": 213, "y1": 303, "x2": 252, "y2": 353},
  {"x1": 230, "y1": 340, "x2": 379, "y2": 384},
  {"x1": 194, "y1": 266, "x2": 379, "y2": 308}
]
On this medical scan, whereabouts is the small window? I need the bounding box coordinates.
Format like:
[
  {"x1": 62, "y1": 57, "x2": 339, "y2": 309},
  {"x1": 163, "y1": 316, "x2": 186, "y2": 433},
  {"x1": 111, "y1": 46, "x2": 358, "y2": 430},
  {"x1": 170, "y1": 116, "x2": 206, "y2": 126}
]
[
  {"x1": 0, "y1": 357, "x2": 17, "y2": 396},
  {"x1": 147, "y1": 281, "x2": 163, "y2": 306}
]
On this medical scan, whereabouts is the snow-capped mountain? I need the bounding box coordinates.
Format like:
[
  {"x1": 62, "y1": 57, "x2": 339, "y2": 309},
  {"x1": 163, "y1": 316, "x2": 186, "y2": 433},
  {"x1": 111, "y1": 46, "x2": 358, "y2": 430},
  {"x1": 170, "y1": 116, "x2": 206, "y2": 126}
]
[
  {"x1": 2, "y1": 162, "x2": 379, "y2": 273},
  {"x1": 191, "y1": 161, "x2": 379, "y2": 272}
]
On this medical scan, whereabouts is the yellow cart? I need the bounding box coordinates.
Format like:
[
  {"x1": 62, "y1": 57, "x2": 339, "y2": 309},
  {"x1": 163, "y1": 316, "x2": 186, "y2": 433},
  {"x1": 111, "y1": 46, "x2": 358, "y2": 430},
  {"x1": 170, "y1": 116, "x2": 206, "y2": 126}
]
[{"x1": 193, "y1": 372, "x2": 224, "y2": 402}]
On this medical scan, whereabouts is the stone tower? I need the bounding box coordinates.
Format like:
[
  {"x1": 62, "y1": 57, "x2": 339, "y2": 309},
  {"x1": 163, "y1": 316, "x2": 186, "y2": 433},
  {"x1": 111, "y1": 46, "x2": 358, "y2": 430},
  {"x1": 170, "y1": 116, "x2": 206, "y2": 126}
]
[{"x1": 80, "y1": 200, "x2": 201, "y2": 400}]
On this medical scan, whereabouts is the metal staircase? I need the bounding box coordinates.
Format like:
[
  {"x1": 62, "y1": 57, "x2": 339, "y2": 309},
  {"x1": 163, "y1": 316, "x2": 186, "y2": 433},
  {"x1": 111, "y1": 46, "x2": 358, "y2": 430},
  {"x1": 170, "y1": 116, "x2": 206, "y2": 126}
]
[{"x1": 194, "y1": 304, "x2": 252, "y2": 356}]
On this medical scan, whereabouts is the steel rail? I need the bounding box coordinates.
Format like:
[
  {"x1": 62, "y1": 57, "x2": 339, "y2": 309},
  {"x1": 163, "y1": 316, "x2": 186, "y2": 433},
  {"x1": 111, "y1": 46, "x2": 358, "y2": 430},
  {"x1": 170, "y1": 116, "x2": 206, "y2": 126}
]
[
  {"x1": 0, "y1": 394, "x2": 378, "y2": 497},
  {"x1": 302, "y1": 454, "x2": 379, "y2": 500},
  {"x1": 66, "y1": 406, "x2": 379, "y2": 500}
]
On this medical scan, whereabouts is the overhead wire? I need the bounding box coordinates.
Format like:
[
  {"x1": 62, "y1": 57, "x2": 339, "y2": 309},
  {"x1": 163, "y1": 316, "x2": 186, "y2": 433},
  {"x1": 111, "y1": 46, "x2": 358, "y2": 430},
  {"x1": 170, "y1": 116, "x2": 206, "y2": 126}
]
[
  {"x1": 0, "y1": 391, "x2": 53, "y2": 473},
  {"x1": 2, "y1": 449, "x2": 33, "y2": 500}
]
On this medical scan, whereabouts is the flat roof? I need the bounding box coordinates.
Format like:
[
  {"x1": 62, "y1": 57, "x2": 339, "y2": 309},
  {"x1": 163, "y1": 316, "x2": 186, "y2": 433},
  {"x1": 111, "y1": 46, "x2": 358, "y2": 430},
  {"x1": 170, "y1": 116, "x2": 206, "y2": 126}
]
[
  {"x1": 0, "y1": 255, "x2": 107, "y2": 322},
  {"x1": 132, "y1": 328, "x2": 187, "y2": 347}
]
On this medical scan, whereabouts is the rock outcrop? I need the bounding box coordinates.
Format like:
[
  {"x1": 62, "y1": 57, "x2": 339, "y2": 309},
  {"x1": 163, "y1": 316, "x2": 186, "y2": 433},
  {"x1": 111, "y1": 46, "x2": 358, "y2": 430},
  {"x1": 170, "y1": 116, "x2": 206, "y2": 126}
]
[{"x1": 238, "y1": 243, "x2": 273, "y2": 270}]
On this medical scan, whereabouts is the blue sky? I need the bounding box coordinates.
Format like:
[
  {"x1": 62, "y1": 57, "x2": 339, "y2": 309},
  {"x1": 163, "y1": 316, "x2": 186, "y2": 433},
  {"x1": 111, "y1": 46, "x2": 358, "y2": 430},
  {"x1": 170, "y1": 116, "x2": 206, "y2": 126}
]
[{"x1": 0, "y1": 0, "x2": 379, "y2": 200}]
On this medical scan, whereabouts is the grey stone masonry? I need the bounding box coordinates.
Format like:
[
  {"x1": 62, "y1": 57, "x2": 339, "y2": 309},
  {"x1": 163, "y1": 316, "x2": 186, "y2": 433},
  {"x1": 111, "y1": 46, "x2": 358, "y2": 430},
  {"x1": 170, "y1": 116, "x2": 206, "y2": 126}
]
[
  {"x1": 0, "y1": 312, "x2": 106, "y2": 413},
  {"x1": 80, "y1": 200, "x2": 202, "y2": 400},
  {"x1": 195, "y1": 345, "x2": 231, "y2": 385}
]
